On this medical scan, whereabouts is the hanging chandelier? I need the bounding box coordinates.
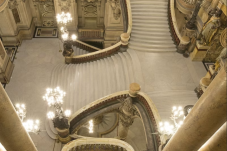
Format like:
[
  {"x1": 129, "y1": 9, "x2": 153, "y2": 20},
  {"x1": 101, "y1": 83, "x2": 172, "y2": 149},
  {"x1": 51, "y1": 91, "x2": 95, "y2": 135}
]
[
  {"x1": 43, "y1": 87, "x2": 71, "y2": 120},
  {"x1": 158, "y1": 106, "x2": 184, "y2": 136},
  {"x1": 56, "y1": 12, "x2": 72, "y2": 25},
  {"x1": 15, "y1": 103, "x2": 40, "y2": 134}
]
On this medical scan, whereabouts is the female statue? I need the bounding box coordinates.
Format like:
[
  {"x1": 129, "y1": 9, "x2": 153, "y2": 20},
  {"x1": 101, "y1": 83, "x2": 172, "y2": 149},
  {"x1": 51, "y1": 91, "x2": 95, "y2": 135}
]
[{"x1": 200, "y1": 10, "x2": 222, "y2": 45}]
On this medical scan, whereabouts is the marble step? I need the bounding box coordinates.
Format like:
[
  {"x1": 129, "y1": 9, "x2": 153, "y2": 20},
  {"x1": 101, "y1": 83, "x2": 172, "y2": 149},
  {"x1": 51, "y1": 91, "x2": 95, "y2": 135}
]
[
  {"x1": 132, "y1": 12, "x2": 168, "y2": 17},
  {"x1": 131, "y1": 2, "x2": 168, "y2": 6},
  {"x1": 130, "y1": 38, "x2": 174, "y2": 44},
  {"x1": 73, "y1": 47, "x2": 89, "y2": 56},
  {"x1": 132, "y1": 26, "x2": 170, "y2": 32},
  {"x1": 133, "y1": 23, "x2": 169, "y2": 28},
  {"x1": 130, "y1": 33, "x2": 172, "y2": 40},
  {"x1": 132, "y1": 15, "x2": 168, "y2": 20},
  {"x1": 128, "y1": 44, "x2": 176, "y2": 52},
  {"x1": 129, "y1": 41, "x2": 176, "y2": 48},
  {"x1": 131, "y1": 30, "x2": 171, "y2": 36},
  {"x1": 132, "y1": 19, "x2": 168, "y2": 24},
  {"x1": 131, "y1": 5, "x2": 168, "y2": 9},
  {"x1": 131, "y1": 8, "x2": 168, "y2": 13}
]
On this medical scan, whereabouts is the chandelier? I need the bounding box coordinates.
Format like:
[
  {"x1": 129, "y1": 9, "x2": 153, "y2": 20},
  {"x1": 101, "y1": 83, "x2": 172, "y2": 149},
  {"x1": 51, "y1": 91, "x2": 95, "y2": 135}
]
[
  {"x1": 56, "y1": 12, "x2": 77, "y2": 42},
  {"x1": 56, "y1": 12, "x2": 72, "y2": 25},
  {"x1": 43, "y1": 87, "x2": 71, "y2": 120},
  {"x1": 15, "y1": 103, "x2": 40, "y2": 134},
  {"x1": 159, "y1": 106, "x2": 184, "y2": 136}
]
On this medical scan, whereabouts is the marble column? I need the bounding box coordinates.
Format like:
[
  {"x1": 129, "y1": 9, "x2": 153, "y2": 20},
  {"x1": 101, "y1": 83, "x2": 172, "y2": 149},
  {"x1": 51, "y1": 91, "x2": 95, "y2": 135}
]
[
  {"x1": 198, "y1": 122, "x2": 226, "y2": 151},
  {"x1": 0, "y1": 85, "x2": 37, "y2": 151},
  {"x1": 163, "y1": 66, "x2": 226, "y2": 151}
]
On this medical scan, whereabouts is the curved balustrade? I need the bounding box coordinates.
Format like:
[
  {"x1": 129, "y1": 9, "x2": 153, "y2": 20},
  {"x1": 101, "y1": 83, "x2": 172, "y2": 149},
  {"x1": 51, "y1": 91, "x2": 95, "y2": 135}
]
[
  {"x1": 73, "y1": 40, "x2": 101, "y2": 52},
  {"x1": 62, "y1": 138, "x2": 135, "y2": 151},
  {"x1": 69, "y1": 90, "x2": 161, "y2": 150},
  {"x1": 65, "y1": 0, "x2": 132, "y2": 64},
  {"x1": 168, "y1": 0, "x2": 182, "y2": 45}
]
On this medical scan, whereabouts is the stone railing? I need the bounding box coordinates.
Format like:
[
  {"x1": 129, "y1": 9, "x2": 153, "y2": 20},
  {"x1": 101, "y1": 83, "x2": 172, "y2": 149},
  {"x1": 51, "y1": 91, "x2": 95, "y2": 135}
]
[
  {"x1": 73, "y1": 40, "x2": 101, "y2": 53},
  {"x1": 65, "y1": 0, "x2": 132, "y2": 64},
  {"x1": 168, "y1": 0, "x2": 181, "y2": 45},
  {"x1": 69, "y1": 84, "x2": 161, "y2": 149},
  {"x1": 78, "y1": 29, "x2": 104, "y2": 40},
  {"x1": 62, "y1": 138, "x2": 135, "y2": 151}
]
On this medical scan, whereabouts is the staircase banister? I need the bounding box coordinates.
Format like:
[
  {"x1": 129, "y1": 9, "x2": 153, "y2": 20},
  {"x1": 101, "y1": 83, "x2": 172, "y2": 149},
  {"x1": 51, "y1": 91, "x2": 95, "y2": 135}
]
[
  {"x1": 169, "y1": 0, "x2": 183, "y2": 44},
  {"x1": 74, "y1": 40, "x2": 101, "y2": 51},
  {"x1": 62, "y1": 138, "x2": 135, "y2": 151},
  {"x1": 66, "y1": 42, "x2": 122, "y2": 59},
  {"x1": 69, "y1": 90, "x2": 128, "y2": 122},
  {"x1": 137, "y1": 91, "x2": 161, "y2": 124},
  {"x1": 125, "y1": 0, "x2": 132, "y2": 34}
]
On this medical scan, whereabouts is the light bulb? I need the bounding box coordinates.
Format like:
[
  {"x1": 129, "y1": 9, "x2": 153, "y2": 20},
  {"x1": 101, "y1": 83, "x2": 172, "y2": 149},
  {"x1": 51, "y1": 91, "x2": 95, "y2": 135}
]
[
  {"x1": 71, "y1": 34, "x2": 77, "y2": 41},
  {"x1": 64, "y1": 110, "x2": 71, "y2": 117},
  {"x1": 47, "y1": 111, "x2": 55, "y2": 119}
]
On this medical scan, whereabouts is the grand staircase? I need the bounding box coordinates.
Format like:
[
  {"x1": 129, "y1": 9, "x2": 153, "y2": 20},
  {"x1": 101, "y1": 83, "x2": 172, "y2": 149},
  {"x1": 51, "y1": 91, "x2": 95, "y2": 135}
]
[
  {"x1": 129, "y1": 0, "x2": 176, "y2": 52},
  {"x1": 47, "y1": 0, "x2": 179, "y2": 142},
  {"x1": 50, "y1": 49, "x2": 143, "y2": 112}
]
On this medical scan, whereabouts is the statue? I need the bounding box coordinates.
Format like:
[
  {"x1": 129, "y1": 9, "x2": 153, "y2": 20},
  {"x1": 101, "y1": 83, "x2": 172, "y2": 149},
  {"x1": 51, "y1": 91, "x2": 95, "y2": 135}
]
[
  {"x1": 62, "y1": 41, "x2": 73, "y2": 57},
  {"x1": 200, "y1": 10, "x2": 222, "y2": 45}
]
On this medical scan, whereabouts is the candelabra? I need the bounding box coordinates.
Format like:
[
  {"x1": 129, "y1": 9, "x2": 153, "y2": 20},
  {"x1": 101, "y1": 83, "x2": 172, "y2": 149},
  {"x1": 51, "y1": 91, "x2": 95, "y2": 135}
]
[
  {"x1": 43, "y1": 87, "x2": 71, "y2": 129},
  {"x1": 159, "y1": 106, "x2": 184, "y2": 136},
  {"x1": 56, "y1": 12, "x2": 72, "y2": 25},
  {"x1": 56, "y1": 12, "x2": 77, "y2": 57},
  {"x1": 15, "y1": 103, "x2": 40, "y2": 134}
]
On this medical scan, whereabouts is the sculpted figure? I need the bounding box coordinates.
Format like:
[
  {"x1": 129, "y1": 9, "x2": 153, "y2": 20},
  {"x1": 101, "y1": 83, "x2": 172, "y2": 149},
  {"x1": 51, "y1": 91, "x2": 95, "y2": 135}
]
[
  {"x1": 62, "y1": 41, "x2": 73, "y2": 57},
  {"x1": 200, "y1": 10, "x2": 222, "y2": 45}
]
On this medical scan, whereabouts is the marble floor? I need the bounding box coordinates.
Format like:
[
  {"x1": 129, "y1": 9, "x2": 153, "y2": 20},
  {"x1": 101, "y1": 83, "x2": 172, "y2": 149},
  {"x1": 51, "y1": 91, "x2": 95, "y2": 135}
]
[{"x1": 5, "y1": 38, "x2": 206, "y2": 151}]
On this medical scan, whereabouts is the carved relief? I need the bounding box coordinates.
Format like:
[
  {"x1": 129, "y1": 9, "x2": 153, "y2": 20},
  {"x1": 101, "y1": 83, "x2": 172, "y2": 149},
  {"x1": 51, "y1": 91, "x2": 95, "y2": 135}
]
[{"x1": 108, "y1": 0, "x2": 121, "y2": 20}]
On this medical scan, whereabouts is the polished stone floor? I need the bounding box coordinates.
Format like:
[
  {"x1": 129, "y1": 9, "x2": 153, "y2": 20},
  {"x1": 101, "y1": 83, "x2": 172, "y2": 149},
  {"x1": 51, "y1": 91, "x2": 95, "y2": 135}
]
[{"x1": 5, "y1": 38, "x2": 206, "y2": 151}]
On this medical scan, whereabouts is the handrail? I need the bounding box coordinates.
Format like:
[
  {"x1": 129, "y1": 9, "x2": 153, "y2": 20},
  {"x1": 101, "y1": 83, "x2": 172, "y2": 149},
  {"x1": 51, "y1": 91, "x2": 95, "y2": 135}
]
[
  {"x1": 65, "y1": 0, "x2": 132, "y2": 64},
  {"x1": 74, "y1": 40, "x2": 101, "y2": 52},
  {"x1": 168, "y1": 0, "x2": 183, "y2": 45},
  {"x1": 69, "y1": 90, "x2": 161, "y2": 147},
  {"x1": 62, "y1": 138, "x2": 135, "y2": 151}
]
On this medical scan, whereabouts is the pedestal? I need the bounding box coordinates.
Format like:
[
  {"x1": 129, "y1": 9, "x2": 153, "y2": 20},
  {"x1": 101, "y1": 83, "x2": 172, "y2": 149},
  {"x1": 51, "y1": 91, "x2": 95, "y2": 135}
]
[{"x1": 190, "y1": 41, "x2": 209, "y2": 61}]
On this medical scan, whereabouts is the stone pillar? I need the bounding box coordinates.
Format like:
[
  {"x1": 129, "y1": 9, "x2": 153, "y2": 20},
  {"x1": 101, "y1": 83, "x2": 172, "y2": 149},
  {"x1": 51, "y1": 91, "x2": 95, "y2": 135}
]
[
  {"x1": 120, "y1": 33, "x2": 130, "y2": 46},
  {"x1": 163, "y1": 66, "x2": 226, "y2": 151},
  {"x1": 198, "y1": 122, "x2": 226, "y2": 151},
  {"x1": 120, "y1": 33, "x2": 130, "y2": 52},
  {"x1": 0, "y1": 85, "x2": 37, "y2": 151}
]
